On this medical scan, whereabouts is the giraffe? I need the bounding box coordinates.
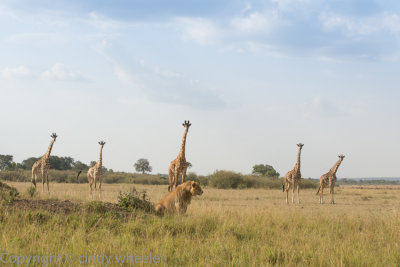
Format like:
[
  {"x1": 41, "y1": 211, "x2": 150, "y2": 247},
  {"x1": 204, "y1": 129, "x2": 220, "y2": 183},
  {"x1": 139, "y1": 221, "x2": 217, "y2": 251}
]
[
  {"x1": 283, "y1": 143, "x2": 304, "y2": 204},
  {"x1": 168, "y1": 120, "x2": 191, "y2": 192},
  {"x1": 31, "y1": 133, "x2": 58, "y2": 193},
  {"x1": 316, "y1": 155, "x2": 345, "y2": 204},
  {"x1": 87, "y1": 141, "x2": 106, "y2": 198}
]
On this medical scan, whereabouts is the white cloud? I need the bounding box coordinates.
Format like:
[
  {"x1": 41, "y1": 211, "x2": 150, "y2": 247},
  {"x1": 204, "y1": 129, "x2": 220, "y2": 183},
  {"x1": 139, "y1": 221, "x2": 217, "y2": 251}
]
[
  {"x1": 1, "y1": 66, "x2": 30, "y2": 79},
  {"x1": 88, "y1": 12, "x2": 123, "y2": 30},
  {"x1": 7, "y1": 32, "x2": 68, "y2": 45},
  {"x1": 301, "y1": 96, "x2": 344, "y2": 118},
  {"x1": 382, "y1": 13, "x2": 400, "y2": 34},
  {"x1": 231, "y1": 12, "x2": 276, "y2": 33},
  {"x1": 41, "y1": 63, "x2": 88, "y2": 82},
  {"x1": 95, "y1": 40, "x2": 137, "y2": 86},
  {"x1": 96, "y1": 40, "x2": 224, "y2": 108},
  {"x1": 319, "y1": 12, "x2": 400, "y2": 37},
  {"x1": 271, "y1": 0, "x2": 312, "y2": 11},
  {"x1": 0, "y1": 4, "x2": 19, "y2": 20},
  {"x1": 174, "y1": 17, "x2": 220, "y2": 45}
]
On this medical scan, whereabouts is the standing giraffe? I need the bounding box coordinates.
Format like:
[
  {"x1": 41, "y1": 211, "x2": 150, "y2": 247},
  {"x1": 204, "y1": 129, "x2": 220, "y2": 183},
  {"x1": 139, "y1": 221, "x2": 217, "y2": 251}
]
[
  {"x1": 168, "y1": 120, "x2": 191, "y2": 192},
  {"x1": 316, "y1": 155, "x2": 345, "y2": 204},
  {"x1": 283, "y1": 143, "x2": 304, "y2": 204},
  {"x1": 31, "y1": 133, "x2": 58, "y2": 193},
  {"x1": 87, "y1": 141, "x2": 106, "y2": 198}
]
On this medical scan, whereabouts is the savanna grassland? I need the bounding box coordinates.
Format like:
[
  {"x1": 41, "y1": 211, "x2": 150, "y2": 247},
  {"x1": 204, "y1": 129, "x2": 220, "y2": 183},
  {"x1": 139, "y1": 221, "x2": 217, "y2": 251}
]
[{"x1": 1, "y1": 182, "x2": 400, "y2": 266}]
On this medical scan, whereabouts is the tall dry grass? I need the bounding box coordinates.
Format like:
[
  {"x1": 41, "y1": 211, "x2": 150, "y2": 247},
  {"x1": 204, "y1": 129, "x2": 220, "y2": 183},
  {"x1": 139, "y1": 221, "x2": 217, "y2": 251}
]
[{"x1": 1, "y1": 182, "x2": 400, "y2": 266}]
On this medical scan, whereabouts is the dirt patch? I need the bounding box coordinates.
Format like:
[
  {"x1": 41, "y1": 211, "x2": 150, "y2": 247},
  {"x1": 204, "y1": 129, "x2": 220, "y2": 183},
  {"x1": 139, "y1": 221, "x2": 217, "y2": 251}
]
[
  {"x1": 6, "y1": 199, "x2": 133, "y2": 215},
  {"x1": 7, "y1": 199, "x2": 80, "y2": 213}
]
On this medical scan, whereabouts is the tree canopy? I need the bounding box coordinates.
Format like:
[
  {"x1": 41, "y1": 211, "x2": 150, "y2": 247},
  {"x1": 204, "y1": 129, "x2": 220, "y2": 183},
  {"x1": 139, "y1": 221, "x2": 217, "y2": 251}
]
[
  {"x1": 134, "y1": 158, "x2": 152, "y2": 174},
  {"x1": 252, "y1": 164, "x2": 280, "y2": 178},
  {"x1": 0, "y1": 155, "x2": 14, "y2": 170}
]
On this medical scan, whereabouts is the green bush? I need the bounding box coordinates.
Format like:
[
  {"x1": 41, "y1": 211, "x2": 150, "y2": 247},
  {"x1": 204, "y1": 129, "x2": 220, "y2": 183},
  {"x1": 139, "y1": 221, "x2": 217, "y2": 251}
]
[
  {"x1": 117, "y1": 187, "x2": 154, "y2": 213},
  {"x1": 209, "y1": 170, "x2": 244, "y2": 189},
  {"x1": 197, "y1": 175, "x2": 209, "y2": 186},
  {"x1": 300, "y1": 178, "x2": 319, "y2": 189},
  {"x1": 206, "y1": 171, "x2": 318, "y2": 189},
  {"x1": 0, "y1": 180, "x2": 19, "y2": 204},
  {"x1": 84, "y1": 201, "x2": 109, "y2": 213},
  {"x1": 132, "y1": 175, "x2": 168, "y2": 185},
  {"x1": 26, "y1": 186, "x2": 37, "y2": 198}
]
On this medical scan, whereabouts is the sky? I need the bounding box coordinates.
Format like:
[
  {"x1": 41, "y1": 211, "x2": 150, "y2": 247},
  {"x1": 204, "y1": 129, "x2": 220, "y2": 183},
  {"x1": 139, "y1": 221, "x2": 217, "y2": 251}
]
[{"x1": 1, "y1": 0, "x2": 400, "y2": 178}]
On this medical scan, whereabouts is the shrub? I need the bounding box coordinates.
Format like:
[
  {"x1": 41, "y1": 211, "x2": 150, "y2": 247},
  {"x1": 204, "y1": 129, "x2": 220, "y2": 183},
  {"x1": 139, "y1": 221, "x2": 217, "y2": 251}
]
[
  {"x1": 0, "y1": 180, "x2": 19, "y2": 204},
  {"x1": 26, "y1": 186, "x2": 37, "y2": 198},
  {"x1": 300, "y1": 178, "x2": 319, "y2": 189},
  {"x1": 187, "y1": 172, "x2": 199, "y2": 183},
  {"x1": 132, "y1": 176, "x2": 168, "y2": 185},
  {"x1": 197, "y1": 175, "x2": 209, "y2": 186},
  {"x1": 117, "y1": 187, "x2": 154, "y2": 213},
  {"x1": 85, "y1": 201, "x2": 109, "y2": 213},
  {"x1": 209, "y1": 170, "x2": 244, "y2": 189}
]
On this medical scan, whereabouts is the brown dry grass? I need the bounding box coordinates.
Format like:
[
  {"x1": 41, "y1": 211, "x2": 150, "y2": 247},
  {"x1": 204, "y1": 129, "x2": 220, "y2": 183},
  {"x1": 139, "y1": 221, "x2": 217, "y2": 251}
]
[{"x1": 1, "y1": 181, "x2": 400, "y2": 266}]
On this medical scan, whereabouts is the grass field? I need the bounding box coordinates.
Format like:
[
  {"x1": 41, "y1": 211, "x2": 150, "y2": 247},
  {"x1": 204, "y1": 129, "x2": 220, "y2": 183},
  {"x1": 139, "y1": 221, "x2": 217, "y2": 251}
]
[{"x1": 1, "y1": 182, "x2": 400, "y2": 266}]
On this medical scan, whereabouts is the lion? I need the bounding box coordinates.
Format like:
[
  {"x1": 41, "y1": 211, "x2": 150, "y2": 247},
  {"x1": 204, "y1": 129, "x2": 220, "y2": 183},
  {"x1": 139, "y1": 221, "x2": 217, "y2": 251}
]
[{"x1": 155, "y1": 181, "x2": 203, "y2": 215}]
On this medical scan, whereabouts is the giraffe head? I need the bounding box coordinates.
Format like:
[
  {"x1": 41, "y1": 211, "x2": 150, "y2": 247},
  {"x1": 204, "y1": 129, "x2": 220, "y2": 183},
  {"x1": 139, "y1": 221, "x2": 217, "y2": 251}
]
[
  {"x1": 297, "y1": 143, "x2": 304, "y2": 149},
  {"x1": 98, "y1": 141, "x2": 106, "y2": 146},
  {"x1": 338, "y1": 154, "x2": 345, "y2": 160},
  {"x1": 51, "y1": 133, "x2": 58, "y2": 141},
  {"x1": 182, "y1": 120, "x2": 191, "y2": 129}
]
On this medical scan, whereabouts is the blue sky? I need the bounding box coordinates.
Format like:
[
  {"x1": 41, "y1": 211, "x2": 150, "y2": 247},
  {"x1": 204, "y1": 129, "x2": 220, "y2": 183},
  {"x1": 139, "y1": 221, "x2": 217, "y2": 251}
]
[{"x1": 1, "y1": 0, "x2": 400, "y2": 178}]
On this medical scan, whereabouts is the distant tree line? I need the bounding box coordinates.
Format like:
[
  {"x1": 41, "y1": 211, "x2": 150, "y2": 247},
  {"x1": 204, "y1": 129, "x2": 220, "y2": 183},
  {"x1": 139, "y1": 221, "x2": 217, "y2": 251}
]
[{"x1": 0, "y1": 154, "x2": 107, "y2": 172}]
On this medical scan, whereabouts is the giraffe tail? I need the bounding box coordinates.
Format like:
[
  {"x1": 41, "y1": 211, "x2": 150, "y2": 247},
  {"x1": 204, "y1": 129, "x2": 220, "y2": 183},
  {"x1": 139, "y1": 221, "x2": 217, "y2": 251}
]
[
  {"x1": 316, "y1": 186, "x2": 320, "y2": 195},
  {"x1": 76, "y1": 170, "x2": 82, "y2": 183},
  {"x1": 282, "y1": 184, "x2": 285, "y2": 192}
]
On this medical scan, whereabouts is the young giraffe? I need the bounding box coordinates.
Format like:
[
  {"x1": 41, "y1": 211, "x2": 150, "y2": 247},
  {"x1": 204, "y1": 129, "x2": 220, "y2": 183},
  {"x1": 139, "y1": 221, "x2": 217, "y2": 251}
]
[
  {"x1": 31, "y1": 133, "x2": 58, "y2": 193},
  {"x1": 283, "y1": 143, "x2": 304, "y2": 204},
  {"x1": 316, "y1": 155, "x2": 345, "y2": 204},
  {"x1": 168, "y1": 120, "x2": 191, "y2": 192},
  {"x1": 87, "y1": 141, "x2": 106, "y2": 198}
]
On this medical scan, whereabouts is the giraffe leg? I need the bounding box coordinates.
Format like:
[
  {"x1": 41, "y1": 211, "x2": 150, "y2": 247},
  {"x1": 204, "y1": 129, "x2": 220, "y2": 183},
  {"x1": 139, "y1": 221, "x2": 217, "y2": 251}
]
[
  {"x1": 292, "y1": 181, "x2": 295, "y2": 204},
  {"x1": 99, "y1": 176, "x2": 102, "y2": 198},
  {"x1": 182, "y1": 165, "x2": 188, "y2": 184},
  {"x1": 174, "y1": 166, "x2": 179, "y2": 189},
  {"x1": 89, "y1": 178, "x2": 93, "y2": 198},
  {"x1": 285, "y1": 182, "x2": 290, "y2": 204},
  {"x1": 168, "y1": 165, "x2": 174, "y2": 192},
  {"x1": 297, "y1": 180, "x2": 300, "y2": 204},
  {"x1": 41, "y1": 170, "x2": 45, "y2": 193},
  {"x1": 87, "y1": 171, "x2": 93, "y2": 198},
  {"x1": 46, "y1": 172, "x2": 50, "y2": 194},
  {"x1": 31, "y1": 170, "x2": 36, "y2": 188},
  {"x1": 320, "y1": 185, "x2": 324, "y2": 204},
  {"x1": 330, "y1": 183, "x2": 335, "y2": 204},
  {"x1": 93, "y1": 174, "x2": 97, "y2": 199}
]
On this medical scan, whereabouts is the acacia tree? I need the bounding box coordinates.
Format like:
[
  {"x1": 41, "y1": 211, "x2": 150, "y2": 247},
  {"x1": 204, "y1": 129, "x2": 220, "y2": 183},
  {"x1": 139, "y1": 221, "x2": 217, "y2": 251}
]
[
  {"x1": 186, "y1": 161, "x2": 192, "y2": 169},
  {"x1": 0, "y1": 155, "x2": 14, "y2": 170},
  {"x1": 252, "y1": 164, "x2": 280, "y2": 178},
  {"x1": 134, "y1": 158, "x2": 152, "y2": 174}
]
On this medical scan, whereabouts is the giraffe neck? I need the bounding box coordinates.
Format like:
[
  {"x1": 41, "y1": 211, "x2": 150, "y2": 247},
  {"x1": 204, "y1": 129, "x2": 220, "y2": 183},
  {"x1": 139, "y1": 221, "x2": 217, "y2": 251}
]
[
  {"x1": 294, "y1": 147, "x2": 302, "y2": 171},
  {"x1": 178, "y1": 127, "x2": 189, "y2": 159},
  {"x1": 330, "y1": 158, "x2": 343, "y2": 175},
  {"x1": 98, "y1": 146, "x2": 104, "y2": 166},
  {"x1": 44, "y1": 139, "x2": 55, "y2": 159}
]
